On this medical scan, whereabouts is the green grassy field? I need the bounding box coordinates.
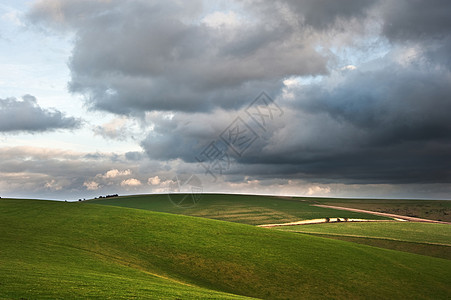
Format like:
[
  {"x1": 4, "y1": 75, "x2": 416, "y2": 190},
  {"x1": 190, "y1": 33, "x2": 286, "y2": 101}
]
[
  {"x1": 88, "y1": 194, "x2": 391, "y2": 225},
  {"x1": 0, "y1": 199, "x2": 248, "y2": 299},
  {"x1": 1, "y1": 198, "x2": 451, "y2": 299},
  {"x1": 277, "y1": 222, "x2": 451, "y2": 260},
  {"x1": 309, "y1": 198, "x2": 451, "y2": 222}
]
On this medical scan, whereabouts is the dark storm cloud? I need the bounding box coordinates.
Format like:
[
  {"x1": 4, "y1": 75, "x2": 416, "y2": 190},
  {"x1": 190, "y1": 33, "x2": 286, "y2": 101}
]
[
  {"x1": 137, "y1": 54, "x2": 451, "y2": 184},
  {"x1": 28, "y1": 0, "x2": 331, "y2": 114},
  {"x1": 237, "y1": 63, "x2": 451, "y2": 183},
  {"x1": 140, "y1": 111, "x2": 226, "y2": 162},
  {"x1": 125, "y1": 151, "x2": 144, "y2": 161},
  {"x1": 243, "y1": 0, "x2": 376, "y2": 30},
  {"x1": 379, "y1": 0, "x2": 451, "y2": 68},
  {"x1": 140, "y1": 98, "x2": 451, "y2": 184},
  {"x1": 0, "y1": 95, "x2": 81, "y2": 133},
  {"x1": 381, "y1": 0, "x2": 451, "y2": 41},
  {"x1": 291, "y1": 65, "x2": 451, "y2": 144}
]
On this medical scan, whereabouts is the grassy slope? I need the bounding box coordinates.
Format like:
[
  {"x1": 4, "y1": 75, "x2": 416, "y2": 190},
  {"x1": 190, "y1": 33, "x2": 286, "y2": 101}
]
[
  {"x1": 88, "y1": 194, "x2": 390, "y2": 225},
  {"x1": 311, "y1": 198, "x2": 451, "y2": 222},
  {"x1": 0, "y1": 199, "x2": 248, "y2": 300},
  {"x1": 1, "y1": 199, "x2": 451, "y2": 299},
  {"x1": 277, "y1": 222, "x2": 451, "y2": 260}
]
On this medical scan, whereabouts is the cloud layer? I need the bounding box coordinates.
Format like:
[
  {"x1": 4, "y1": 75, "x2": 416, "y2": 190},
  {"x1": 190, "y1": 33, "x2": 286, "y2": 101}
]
[
  {"x1": 8, "y1": 0, "x2": 450, "y2": 199},
  {"x1": 29, "y1": 0, "x2": 347, "y2": 114}
]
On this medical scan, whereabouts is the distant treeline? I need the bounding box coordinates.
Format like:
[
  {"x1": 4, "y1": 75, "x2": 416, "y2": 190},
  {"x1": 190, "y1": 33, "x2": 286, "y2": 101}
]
[
  {"x1": 77, "y1": 194, "x2": 119, "y2": 201},
  {"x1": 95, "y1": 194, "x2": 119, "y2": 199}
]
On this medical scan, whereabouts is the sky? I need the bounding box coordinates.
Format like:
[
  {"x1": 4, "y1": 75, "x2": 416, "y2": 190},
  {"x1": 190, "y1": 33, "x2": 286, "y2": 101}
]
[{"x1": 0, "y1": 0, "x2": 450, "y2": 200}]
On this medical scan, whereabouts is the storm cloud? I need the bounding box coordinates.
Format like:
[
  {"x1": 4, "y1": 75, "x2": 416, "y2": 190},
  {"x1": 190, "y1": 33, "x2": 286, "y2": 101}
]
[
  {"x1": 16, "y1": 0, "x2": 451, "y2": 198},
  {"x1": 381, "y1": 0, "x2": 451, "y2": 42},
  {"x1": 0, "y1": 95, "x2": 81, "y2": 133},
  {"x1": 28, "y1": 0, "x2": 355, "y2": 114}
]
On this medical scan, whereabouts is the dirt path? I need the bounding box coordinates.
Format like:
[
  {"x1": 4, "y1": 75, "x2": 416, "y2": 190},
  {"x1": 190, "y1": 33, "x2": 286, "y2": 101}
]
[
  {"x1": 258, "y1": 218, "x2": 396, "y2": 228},
  {"x1": 313, "y1": 204, "x2": 451, "y2": 225}
]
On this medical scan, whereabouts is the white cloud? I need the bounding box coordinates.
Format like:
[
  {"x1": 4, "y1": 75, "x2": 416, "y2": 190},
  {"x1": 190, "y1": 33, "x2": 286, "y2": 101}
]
[
  {"x1": 283, "y1": 77, "x2": 301, "y2": 87},
  {"x1": 306, "y1": 185, "x2": 331, "y2": 196},
  {"x1": 147, "y1": 176, "x2": 161, "y2": 185},
  {"x1": 393, "y1": 46, "x2": 421, "y2": 67},
  {"x1": 45, "y1": 179, "x2": 63, "y2": 191},
  {"x1": 201, "y1": 11, "x2": 241, "y2": 28},
  {"x1": 103, "y1": 169, "x2": 131, "y2": 179},
  {"x1": 2, "y1": 10, "x2": 24, "y2": 27},
  {"x1": 93, "y1": 116, "x2": 143, "y2": 141},
  {"x1": 83, "y1": 181, "x2": 100, "y2": 191},
  {"x1": 120, "y1": 178, "x2": 141, "y2": 187},
  {"x1": 341, "y1": 65, "x2": 357, "y2": 71}
]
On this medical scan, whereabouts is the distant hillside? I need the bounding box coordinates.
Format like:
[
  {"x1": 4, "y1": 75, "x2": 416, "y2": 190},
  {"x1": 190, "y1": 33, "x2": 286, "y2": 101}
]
[
  {"x1": 311, "y1": 197, "x2": 451, "y2": 222},
  {"x1": 88, "y1": 193, "x2": 391, "y2": 224}
]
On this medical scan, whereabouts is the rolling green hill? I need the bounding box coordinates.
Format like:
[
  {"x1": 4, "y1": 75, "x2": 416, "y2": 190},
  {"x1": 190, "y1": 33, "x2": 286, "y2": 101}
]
[
  {"x1": 88, "y1": 193, "x2": 391, "y2": 225},
  {"x1": 1, "y1": 198, "x2": 450, "y2": 299}
]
